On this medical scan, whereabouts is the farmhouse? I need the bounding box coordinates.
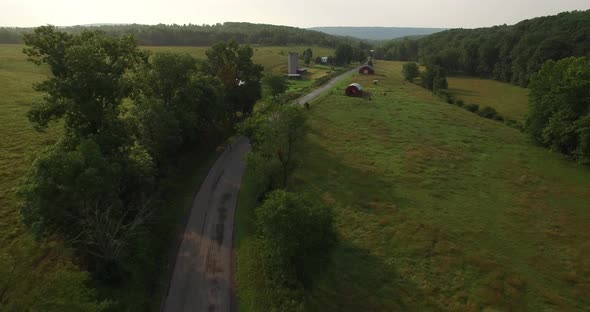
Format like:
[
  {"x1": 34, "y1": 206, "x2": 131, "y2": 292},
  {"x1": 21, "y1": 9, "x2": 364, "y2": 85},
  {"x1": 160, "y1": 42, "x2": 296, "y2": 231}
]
[
  {"x1": 359, "y1": 64, "x2": 375, "y2": 75},
  {"x1": 345, "y1": 83, "x2": 363, "y2": 97}
]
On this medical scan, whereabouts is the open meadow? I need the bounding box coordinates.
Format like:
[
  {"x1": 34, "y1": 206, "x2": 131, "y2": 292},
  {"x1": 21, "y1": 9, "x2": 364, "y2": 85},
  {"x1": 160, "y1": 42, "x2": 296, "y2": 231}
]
[
  {"x1": 447, "y1": 76, "x2": 530, "y2": 122},
  {"x1": 237, "y1": 61, "x2": 590, "y2": 311}
]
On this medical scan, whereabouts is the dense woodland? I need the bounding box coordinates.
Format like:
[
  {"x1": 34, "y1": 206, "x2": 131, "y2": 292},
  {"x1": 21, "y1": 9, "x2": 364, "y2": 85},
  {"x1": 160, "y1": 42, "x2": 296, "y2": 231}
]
[
  {"x1": 0, "y1": 22, "x2": 358, "y2": 47},
  {"x1": 377, "y1": 10, "x2": 590, "y2": 86}
]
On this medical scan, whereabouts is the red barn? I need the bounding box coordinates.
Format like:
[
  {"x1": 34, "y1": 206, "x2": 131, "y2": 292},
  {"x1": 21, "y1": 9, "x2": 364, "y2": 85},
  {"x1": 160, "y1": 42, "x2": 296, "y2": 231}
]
[
  {"x1": 345, "y1": 83, "x2": 363, "y2": 97},
  {"x1": 359, "y1": 64, "x2": 375, "y2": 75}
]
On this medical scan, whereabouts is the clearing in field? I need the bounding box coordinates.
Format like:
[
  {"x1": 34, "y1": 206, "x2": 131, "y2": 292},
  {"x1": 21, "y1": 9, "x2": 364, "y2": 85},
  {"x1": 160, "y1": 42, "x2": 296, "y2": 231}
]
[
  {"x1": 237, "y1": 61, "x2": 590, "y2": 311},
  {"x1": 447, "y1": 76, "x2": 529, "y2": 121}
]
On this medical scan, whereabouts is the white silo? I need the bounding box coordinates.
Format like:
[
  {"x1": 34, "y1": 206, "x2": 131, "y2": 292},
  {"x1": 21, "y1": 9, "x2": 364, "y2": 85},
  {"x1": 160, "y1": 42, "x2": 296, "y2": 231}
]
[{"x1": 288, "y1": 53, "x2": 299, "y2": 75}]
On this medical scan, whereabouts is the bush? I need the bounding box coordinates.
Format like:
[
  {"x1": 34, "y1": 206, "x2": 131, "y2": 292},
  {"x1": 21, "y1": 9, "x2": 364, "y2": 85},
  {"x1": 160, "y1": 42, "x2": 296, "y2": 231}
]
[
  {"x1": 421, "y1": 65, "x2": 448, "y2": 91},
  {"x1": 435, "y1": 89, "x2": 454, "y2": 104},
  {"x1": 493, "y1": 115, "x2": 505, "y2": 122},
  {"x1": 505, "y1": 118, "x2": 524, "y2": 131},
  {"x1": 456, "y1": 99, "x2": 464, "y2": 107},
  {"x1": 402, "y1": 62, "x2": 420, "y2": 82},
  {"x1": 478, "y1": 106, "x2": 499, "y2": 119},
  {"x1": 465, "y1": 103, "x2": 480, "y2": 113},
  {"x1": 251, "y1": 190, "x2": 335, "y2": 310}
]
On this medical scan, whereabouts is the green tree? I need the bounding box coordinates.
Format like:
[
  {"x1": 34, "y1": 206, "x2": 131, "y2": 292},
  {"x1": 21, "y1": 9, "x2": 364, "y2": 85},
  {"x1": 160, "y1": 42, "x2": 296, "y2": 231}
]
[
  {"x1": 128, "y1": 52, "x2": 226, "y2": 168},
  {"x1": 421, "y1": 65, "x2": 448, "y2": 92},
  {"x1": 239, "y1": 104, "x2": 307, "y2": 191},
  {"x1": 20, "y1": 26, "x2": 155, "y2": 277},
  {"x1": 303, "y1": 48, "x2": 313, "y2": 66},
  {"x1": 253, "y1": 190, "x2": 335, "y2": 310},
  {"x1": 263, "y1": 75, "x2": 289, "y2": 100},
  {"x1": 526, "y1": 56, "x2": 590, "y2": 162},
  {"x1": 206, "y1": 41, "x2": 263, "y2": 119},
  {"x1": 335, "y1": 43, "x2": 354, "y2": 65},
  {"x1": 402, "y1": 62, "x2": 420, "y2": 82}
]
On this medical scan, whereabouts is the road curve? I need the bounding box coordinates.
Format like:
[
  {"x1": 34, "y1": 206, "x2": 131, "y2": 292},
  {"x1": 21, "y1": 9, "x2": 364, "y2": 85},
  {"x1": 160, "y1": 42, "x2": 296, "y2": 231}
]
[
  {"x1": 295, "y1": 67, "x2": 358, "y2": 105},
  {"x1": 162, "y1": 136, "x2": 250, "y2": 312}
]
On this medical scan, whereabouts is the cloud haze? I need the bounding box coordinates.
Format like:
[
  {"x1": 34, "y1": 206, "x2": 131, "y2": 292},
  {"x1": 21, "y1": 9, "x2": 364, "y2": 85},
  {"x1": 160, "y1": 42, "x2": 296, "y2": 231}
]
[{"x1": 1, "y1": 0, "x2": 588, "y2": 28}]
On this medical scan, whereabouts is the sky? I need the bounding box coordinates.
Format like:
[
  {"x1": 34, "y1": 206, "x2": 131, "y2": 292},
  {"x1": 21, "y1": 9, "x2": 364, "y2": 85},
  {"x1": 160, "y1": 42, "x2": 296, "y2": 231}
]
[{"x1": 1, "y1": 0, "x2": 589, "y2": 28}]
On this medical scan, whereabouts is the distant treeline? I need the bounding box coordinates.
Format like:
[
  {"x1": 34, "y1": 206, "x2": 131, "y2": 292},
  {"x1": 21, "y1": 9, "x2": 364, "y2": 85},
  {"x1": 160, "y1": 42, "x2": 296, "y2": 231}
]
[
  {"x1": 376, "y1": 10, "x2": 590, "y2": 86},
  {"x1": 0, "y1": 22, "x2": 360, "y2": 47}
]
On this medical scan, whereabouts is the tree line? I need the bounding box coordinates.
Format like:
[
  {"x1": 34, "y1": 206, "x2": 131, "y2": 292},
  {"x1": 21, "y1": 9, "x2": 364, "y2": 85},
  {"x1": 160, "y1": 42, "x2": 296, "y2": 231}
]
[
  {"x1": 378, "y1": 10, "x2": 590, "y2": 86},
  {"x1": 0, "y1": 22, "x2": 364, "y2": 47},
  {"x1": 236, "y1": 85, "x2": 336, "y2": 311},
  {"x1": 14, "y1": 25, "x2": 264, "y2": 310}
]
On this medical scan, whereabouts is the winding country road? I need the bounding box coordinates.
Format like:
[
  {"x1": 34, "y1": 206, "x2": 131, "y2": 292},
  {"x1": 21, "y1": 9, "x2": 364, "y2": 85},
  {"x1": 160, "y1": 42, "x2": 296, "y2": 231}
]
[{"x1": 162, "y1": 68, "x2": 356, "y2": 312}]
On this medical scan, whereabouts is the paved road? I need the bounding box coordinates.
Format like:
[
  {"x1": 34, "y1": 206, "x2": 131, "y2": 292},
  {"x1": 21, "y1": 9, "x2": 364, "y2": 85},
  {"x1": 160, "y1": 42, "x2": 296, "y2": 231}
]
[
  {"x1": 162, "y1": 68, "x2": 355, "y2": 312},
  {"x1": 162, "y1": 136, "x2": 250, "y2": 312},
  {"x1": 295, "y1": 67, "x2": 358, "y2": 105}
]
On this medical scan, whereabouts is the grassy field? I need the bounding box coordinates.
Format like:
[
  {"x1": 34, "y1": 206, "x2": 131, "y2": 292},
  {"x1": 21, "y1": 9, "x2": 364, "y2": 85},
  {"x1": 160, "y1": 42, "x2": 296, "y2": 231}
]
[
  {"x1": 448, "y1": 76, "x2": 530, "y2": 121},
  {"x1": 0, "y1": 44, "x2": 53, "y2": 254},
  {"x1": 0, "y1": 43, "x2": 332, "y2": 309},
  {"x1": 237, "y1": 61, "x2": 590, "y2": 311}
]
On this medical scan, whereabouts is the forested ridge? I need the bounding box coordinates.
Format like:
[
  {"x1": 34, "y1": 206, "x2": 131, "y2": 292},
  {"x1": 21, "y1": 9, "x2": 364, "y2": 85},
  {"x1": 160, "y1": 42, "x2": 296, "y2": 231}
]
[
  {"x1": 0, "y1": 22, "x2": 358, "y2": 47},
  {"x1": 377, "y1": 10, "x2": 590, "y2": 86}
]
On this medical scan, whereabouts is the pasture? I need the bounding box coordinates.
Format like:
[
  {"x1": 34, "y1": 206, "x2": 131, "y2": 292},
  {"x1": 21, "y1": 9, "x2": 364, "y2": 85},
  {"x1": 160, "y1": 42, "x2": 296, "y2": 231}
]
[
  {"x1": 447, "y1": 76, "x2": 530, "y2": 121},
  {"x1": 237, "y1": 61, "x2": 590, "y2": 311}
]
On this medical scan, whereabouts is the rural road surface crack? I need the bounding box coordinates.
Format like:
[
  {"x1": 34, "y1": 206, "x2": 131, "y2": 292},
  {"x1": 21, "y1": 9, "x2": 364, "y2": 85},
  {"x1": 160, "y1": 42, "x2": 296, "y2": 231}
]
[{"x1": 163, "y1": 68, "x2": 356, "y2": 312}]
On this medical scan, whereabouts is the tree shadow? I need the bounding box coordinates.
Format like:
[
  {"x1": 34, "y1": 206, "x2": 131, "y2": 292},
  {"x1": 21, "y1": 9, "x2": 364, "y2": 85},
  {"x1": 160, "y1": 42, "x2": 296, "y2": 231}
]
[
  {"x1": 291, "y1": 127, "x2": 413, "y2": 216},
  {"x1": 305, "y1": 240, "x2": 438, "y2": 311}
]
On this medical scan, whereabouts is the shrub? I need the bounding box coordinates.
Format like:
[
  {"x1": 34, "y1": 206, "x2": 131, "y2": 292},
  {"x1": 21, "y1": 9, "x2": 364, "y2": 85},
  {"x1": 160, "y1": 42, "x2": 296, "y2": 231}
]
[
  {"x1": 436, "y1": 89, "x2": 454, "y2": 104},
  {"x1": 493, "y1": 115, "x2": 505, "y2": 122},
  {"x1": 505, "y1": 119, "x2": 524, "y2": 131},
  {"x1": 465, "y1": 103, "x2": 480, "y2": 113},
  {"x1": 402, "y1": 62, "x2": 420, "y2": 82},
  {"x1": 456, "y1": 99, "x2": 464, "y2": 107},
  {"x1": 421, "y1": 65, "x2": 448, "y2": 92},
  {"x1": 252, "y1": 190, "x2": 335, "y2": 310},
  {"x1": 479, "y1": 106, "x2": 499, "y2": 119}
]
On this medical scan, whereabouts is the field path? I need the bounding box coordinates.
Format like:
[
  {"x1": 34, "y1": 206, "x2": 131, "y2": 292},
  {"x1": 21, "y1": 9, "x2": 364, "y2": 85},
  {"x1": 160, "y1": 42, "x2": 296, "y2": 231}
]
[
  {"x1": 162, "y1": 136, "x2": 250, "y2": 312},
  {"x1": 295, "y1": 67, "x2": 358, "y2": 105}
]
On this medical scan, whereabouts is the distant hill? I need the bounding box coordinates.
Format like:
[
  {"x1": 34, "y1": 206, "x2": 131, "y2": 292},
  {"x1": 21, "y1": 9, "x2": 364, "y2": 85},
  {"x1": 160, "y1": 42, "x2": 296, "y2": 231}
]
[
  {"x1": 0, "y1": 22, "x2": 359, "y2": 47},
  {"x1": 309, "y1": 27, "x2": 447, "y2": 40}
]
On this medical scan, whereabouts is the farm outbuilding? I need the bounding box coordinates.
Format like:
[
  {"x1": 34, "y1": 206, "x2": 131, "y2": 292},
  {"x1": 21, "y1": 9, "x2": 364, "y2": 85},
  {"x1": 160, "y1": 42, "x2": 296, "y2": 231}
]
[
  {"x1": 345, "y1": 83, "x2": 363, "y2": 97},
  {"x1": 359, "y1": 64, "x2": 375, "y2": 75}
]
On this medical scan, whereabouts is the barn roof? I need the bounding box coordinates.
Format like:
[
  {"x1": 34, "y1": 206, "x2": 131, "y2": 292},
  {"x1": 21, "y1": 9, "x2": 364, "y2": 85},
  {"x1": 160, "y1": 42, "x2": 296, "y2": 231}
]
[{"x1": 348, "y1": 83, "x2": 363, "y2": 90}]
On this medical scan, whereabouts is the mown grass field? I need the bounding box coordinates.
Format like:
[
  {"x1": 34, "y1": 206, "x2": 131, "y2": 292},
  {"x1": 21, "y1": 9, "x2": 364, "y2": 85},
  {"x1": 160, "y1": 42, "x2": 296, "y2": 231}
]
[
  {"x1": 237, "y1": 61, "x2": 590, "y2": 311},
  {"x1": 448, "y1": 76, "x2": 530, "y2": 121},
  {"x1": 0, "y1": 43, "x2": 332, "y2": 310}
]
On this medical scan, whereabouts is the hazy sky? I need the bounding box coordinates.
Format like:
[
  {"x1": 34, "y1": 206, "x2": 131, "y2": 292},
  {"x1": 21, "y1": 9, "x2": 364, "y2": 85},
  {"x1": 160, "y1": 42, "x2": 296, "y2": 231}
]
[{"x1": 1, "y1": 0, "x2": 589, "y2": 28}]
